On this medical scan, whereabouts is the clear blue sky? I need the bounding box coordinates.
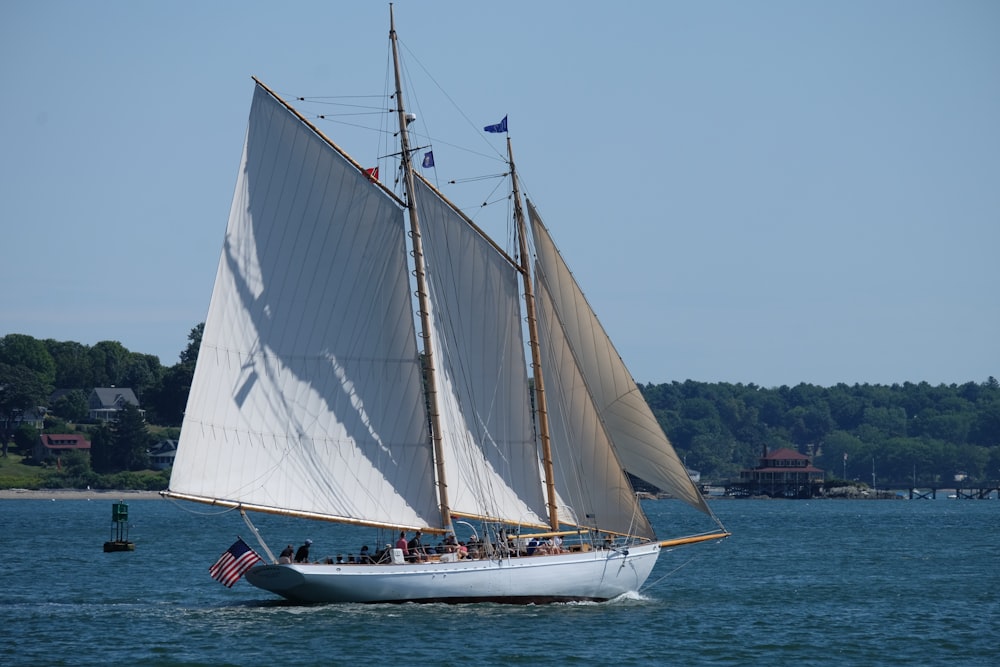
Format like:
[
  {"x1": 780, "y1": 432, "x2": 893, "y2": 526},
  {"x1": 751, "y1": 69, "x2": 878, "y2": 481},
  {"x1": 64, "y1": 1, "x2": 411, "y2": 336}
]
[{"x1": 2, "y1": 1, "x2": 997, "y2": 388}]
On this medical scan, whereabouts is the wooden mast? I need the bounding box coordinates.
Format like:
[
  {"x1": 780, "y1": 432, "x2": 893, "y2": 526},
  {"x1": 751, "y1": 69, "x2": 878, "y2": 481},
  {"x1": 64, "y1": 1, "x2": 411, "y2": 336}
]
[
  {"x1": 389, "y1": 4, "x2": 451, "y2": 529},
  {"x1": 507, "y1": 137, "x2": 559, "y2": 531}
]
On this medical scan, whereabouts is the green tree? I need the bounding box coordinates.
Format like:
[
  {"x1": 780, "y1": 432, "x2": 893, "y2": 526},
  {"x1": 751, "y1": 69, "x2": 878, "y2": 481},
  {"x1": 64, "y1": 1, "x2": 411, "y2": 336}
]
[
  {"x1": 42, "y1": 415, "x2": 70, "y2": 433},
  {"x1": 89, "y1": 423, "x2": 115, "y2": 473},
  {"x1": 12, "y1": 422, "x2": 40, "y2": 457},
  {"x1": 112, "y1": 402, "x2": 151, "y2": 471},
  {"x1": 89, "y1": 340, "x2": 130, "y2": 387},
  {"x1": 786, "y1": 403, "x2": 834, "y2": 445},
  {"x1": 122, "y1": 352, "x2": 163, "y2": 403},
  {"x1": 968, "y1": 398, "x2": 1000, "y2": 447},
  {"x1": 953, "y1": 443, "x2": 990, "y2": 481},
  {"x1": 50, "y1": 389, "x2": 88, "y2": 422},
  {"x1": 144, "y1": 324, "x2": 202, "y2": 426},
  {"x1": 0, "y1": 334, "x2": 56, "y2": 386},
  {"x1": 45, "y1": 340, "x2": 95, "y2": 388},
  {"x1": 0, "y1": 361, "x2": 52, "y2": 457},
  {"x1": 179, "y1": 323, "x2": 204, "y2": 364},
  {"x1": 145, "y1": 363, "x2": 193, "y2": 426},
  {"x1": 861, "y1": 406, "x2": 907, "y2": 440}
]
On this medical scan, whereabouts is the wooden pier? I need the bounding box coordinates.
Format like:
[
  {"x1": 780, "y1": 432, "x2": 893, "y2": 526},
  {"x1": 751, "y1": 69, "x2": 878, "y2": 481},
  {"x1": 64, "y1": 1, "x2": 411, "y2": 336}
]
[{"x1": 909, "y1": 487, "x2": 999, "y2": 500}]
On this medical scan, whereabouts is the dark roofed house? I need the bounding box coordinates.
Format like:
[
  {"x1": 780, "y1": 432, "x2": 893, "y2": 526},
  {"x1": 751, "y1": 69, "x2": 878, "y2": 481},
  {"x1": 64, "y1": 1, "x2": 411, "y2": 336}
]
[
  {"x1": 35, "y1": 433, "x2": 91, "y2": 462},
  {"x1": 734, "y1": 447, "x2": 825, "y2": 498},
  {"x1": 88, "y1": 387, "x2": 144, "y2": 422},
  {"x1": 148, "y1": 439, "x2": 178, "y2": 470}
]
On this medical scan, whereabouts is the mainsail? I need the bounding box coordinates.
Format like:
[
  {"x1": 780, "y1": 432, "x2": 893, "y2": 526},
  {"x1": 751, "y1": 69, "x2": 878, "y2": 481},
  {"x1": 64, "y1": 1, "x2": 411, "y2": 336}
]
[
  {"x1": 169, "y1": 84, "x2": 441, "y2": 529},
  {"x1": 413, "y1": 176, "x2": 549, "y2": 527}
]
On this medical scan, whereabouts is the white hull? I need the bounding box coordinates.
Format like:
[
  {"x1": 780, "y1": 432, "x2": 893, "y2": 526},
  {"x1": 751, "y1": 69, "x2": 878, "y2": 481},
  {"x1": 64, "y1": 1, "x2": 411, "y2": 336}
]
[{"x1": 244, "y1": 542, "x2": 661, "y2": 604}]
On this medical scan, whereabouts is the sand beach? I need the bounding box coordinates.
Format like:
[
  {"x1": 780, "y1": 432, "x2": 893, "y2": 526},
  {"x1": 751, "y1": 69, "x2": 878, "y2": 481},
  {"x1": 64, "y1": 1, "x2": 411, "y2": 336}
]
[{"x1": 0, "y1": 488, "x2": 163, "y2": 500}]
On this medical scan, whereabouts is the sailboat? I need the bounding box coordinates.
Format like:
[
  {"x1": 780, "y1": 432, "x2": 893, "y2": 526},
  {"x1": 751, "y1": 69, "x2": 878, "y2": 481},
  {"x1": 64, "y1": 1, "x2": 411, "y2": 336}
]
[{"x1": 164, "y1": 7, "x2": 729, "y2": 604}]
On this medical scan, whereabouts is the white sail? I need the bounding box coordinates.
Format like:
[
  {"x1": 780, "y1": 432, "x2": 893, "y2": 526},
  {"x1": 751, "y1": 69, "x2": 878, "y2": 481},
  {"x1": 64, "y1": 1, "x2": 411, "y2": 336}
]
[
  {"x1": 535, "y1": 275, "x2": 656, "y2": 538},
  {"x1": 413, "y1": 177, "x2": 549, "y2": 526},
  {"x1": 169, "y1": 84, "x2": 441, "y2": 529},
  {"x1": 527, "y1": 201, "x2": 712, "y2": 515}
]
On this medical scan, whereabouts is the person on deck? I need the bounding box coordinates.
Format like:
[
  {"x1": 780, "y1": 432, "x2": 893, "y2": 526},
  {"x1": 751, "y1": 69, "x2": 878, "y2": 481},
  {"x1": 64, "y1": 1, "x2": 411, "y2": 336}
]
[
  {"x1": 395, "y1": 531, "x2": 410, "y2": 561},
  {"x1": 407, "y1": 530, "x2": 426, "y2": 562},
  {"x1": 278, "y1": 544, "x2": 294, "y2": 563},
  {"x1": 294, "y1": 539, "x2": 313, "y2": 563},
  {"x1": 526, "y1": 537, "x2": 539, "y2": 556}
]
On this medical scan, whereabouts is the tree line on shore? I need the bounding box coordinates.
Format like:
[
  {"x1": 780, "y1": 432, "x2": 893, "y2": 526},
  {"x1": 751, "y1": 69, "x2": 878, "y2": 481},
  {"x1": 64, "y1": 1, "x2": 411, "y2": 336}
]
[
  {"x1": 642, "y1": 377, "x2": 1000, "y2": 486},
  {"x1": 1, "y1": 330, "x2": 998, "y2": 487}
]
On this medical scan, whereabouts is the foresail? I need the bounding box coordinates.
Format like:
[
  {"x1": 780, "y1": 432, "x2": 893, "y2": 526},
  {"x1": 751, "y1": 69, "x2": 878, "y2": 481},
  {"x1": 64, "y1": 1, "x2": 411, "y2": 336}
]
[
  {"x1": 169, "y1": 84, "x2": 440, "y2": 529},
  {"x1": 413, "y1": 177, "x2": 549, "y2": 526},
  {"x1": 528, "y1": 201, "x2": 712, "y2": 516},
  {"x1": 535, "y1": 276, "x2": 655, "y2": 539}
]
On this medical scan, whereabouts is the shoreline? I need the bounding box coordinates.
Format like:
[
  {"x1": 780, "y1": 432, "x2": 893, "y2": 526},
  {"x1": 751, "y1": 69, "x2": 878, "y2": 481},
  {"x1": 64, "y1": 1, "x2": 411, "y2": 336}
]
[{"x1": 0, "y1": 488, "x2": 164, "y2": 500}]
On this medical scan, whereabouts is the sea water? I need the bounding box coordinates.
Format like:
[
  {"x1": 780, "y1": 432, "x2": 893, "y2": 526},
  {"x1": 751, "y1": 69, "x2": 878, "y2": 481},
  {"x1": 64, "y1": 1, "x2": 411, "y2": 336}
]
[{"x1": 1, "y1": 496, "x2": 996, "y2": 666}]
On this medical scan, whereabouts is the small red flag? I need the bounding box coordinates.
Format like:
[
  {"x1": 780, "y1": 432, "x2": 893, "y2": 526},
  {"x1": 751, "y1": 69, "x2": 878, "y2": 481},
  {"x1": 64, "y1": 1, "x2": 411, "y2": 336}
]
[{"x1": 365, "y1": 166, "x2": 379, "y2": 181}]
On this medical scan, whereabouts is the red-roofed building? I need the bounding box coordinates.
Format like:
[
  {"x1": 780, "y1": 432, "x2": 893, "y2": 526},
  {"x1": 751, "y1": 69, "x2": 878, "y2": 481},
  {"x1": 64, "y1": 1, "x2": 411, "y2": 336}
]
[
  {"x1": 730, "y1": 447, "x2": 825, "y2": 498},
  {"x1": 34, "y1": 433, "x2": 91, "y2": 462}
]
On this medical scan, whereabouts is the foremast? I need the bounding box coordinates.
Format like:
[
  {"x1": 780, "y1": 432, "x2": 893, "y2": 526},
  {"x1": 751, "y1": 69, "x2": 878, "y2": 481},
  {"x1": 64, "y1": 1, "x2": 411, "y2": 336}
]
[
  {"x1": 389, "y1": 4, "x2": 452, "y2": 530},
  {"x1": 507, "y1": 138, "x2": 559, "y2": 531}
]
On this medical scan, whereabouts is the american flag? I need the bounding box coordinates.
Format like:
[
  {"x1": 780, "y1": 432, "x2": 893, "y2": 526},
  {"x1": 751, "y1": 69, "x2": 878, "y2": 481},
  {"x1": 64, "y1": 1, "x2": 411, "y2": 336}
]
[{"x1": 209, "y1": 538, "x2": 263, "y2": 588}]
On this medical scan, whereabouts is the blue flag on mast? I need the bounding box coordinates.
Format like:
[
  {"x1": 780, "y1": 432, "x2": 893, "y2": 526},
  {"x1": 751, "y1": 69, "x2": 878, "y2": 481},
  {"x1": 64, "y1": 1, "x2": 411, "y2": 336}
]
[
  {"x1": 484, "y1": 116, "x2": 508, "y2": 133},
  {"x1": 422, "y1": 151, "x2": 434, "y2": 168}
]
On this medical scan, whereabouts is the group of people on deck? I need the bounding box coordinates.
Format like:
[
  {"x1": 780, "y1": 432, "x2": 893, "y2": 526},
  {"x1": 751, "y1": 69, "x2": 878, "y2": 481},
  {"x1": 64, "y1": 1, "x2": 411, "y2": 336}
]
[
  {"x1": 525, "y1": 534, "x2": 563, "y2": 555},
  {"x1": 395, "y1": 530, "x2": 473, "y2": 562},
  {"x1": 278, "y1": 539, "x2": 312, "y2": 564},
  {"x1": 275, "y1": 530, "x2": 576, "y2": 566}
]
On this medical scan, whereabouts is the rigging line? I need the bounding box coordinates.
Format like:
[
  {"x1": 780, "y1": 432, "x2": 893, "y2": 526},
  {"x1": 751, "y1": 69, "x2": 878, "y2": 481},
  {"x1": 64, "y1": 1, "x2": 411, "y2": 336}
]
[
  {"x1": 480, "y1": 195, "x2": 509, "y2": 208},
  {"x1": 448, "y1": 172, "x2": 509, "y2": 184},
  {"x1": 311, "y1": 116, "x2": 397, "y2": 136},
  {"x1": 297, "y1": 100, "x2": 390, "y2": 111},
  {"x1": 411, "y1": 133, "x2": 506, "y2": 163},
  {"x1": 466, "y1": 175, "x2": 510, "y2": 219},
  {"x1": 165, "y1": 496, "x2": 240, "y2": 516},
  {"x1": 314, "y1": 111, "x2": 392, "y2": 118},
  {"x1": 398, "y1": 38, "x2": 506, "y2": 162},
  {"x1": 640, "y1": 553, "x2": 700, "y2": 592},
  {"x1": 296, "y1": 94, "x2": 387, "y2": 99}
]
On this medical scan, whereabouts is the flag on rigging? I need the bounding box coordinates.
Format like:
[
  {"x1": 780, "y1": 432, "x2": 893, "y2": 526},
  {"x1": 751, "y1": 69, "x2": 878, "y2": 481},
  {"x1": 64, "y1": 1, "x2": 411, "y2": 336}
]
[
  {"x1": 422, "y1": 151, "x2": 435, "y2": 168},
  {"x1": 209, "y1": 538, "x2": 263, "y2": 588},
  {"x1": 365, "y1": 166, "x2": 379, "y2": 181},
  {"x1": 484, "y1": 115, "x2": 508, "y2": 133}
]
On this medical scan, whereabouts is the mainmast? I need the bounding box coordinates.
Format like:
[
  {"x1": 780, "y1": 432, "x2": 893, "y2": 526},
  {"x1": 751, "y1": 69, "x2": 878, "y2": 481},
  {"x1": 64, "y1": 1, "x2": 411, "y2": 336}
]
[
  {"x1": 389, "y1": 4, "x2": 451, "y2": 529},
  {"x1": 508, "y1": 137, "x2": 559, "y2": 530}
]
